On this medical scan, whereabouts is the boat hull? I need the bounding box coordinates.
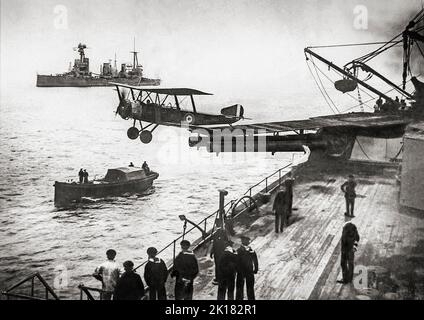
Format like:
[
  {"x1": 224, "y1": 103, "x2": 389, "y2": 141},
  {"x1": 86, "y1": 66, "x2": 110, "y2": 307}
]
[
  {"x1": 54, "y1": 172, "x2": 159, "y2": 206},
  {"x1": 36, "y1": 75, "x2": 160, "y2": 87}
]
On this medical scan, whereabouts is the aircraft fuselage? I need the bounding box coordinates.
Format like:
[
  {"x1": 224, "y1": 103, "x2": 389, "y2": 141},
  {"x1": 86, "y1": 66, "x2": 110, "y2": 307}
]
[{"x1": 130, "y1": 102, "x2": 238, "y2": 126}]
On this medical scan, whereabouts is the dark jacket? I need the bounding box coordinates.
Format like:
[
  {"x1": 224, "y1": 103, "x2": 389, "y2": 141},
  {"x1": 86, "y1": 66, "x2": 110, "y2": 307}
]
[
  {"x1": 237, "y1": 245, "x2": 258, "y2": 276},
  {"x1": 172, "y1": 251, "x2": 199, "y2": 281},
  {"x1": 211, "y1": 237, "x2": 227, "y2": 260},
  {"x1": 341, "y1": 222, "x2": 360, "y2": 252},
  {"x1": 217, "y1": 248, "x2": 238, "y2": 279},
  {"x1": 273, "y1": 190, "x2": 287, "y2": 214},
  {"x1": 341, "y1": 180, "x2": 357, "y2": 199},
  {"x1": 144, "y1": 257, "x2": 168, "y2": 288},
  {"x1": 114, "y1": 271, "x2": 145, "y2": 300},
  {"x1": 284, "y1": 178, "x2": 294, "y2": 195}
]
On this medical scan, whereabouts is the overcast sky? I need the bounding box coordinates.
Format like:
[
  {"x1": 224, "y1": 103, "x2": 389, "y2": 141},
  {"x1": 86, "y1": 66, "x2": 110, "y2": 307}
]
[{"x1": 1, "y1": 0, "x2": 423, "y2": 98}]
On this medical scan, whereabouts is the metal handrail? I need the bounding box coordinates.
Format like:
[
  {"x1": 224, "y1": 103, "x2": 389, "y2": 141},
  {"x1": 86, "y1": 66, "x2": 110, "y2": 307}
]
[
  {"x1": 133, "y1": 200, "x2": 233, "y2": 272},
  {"x1": 244, "y1": 163, "x2": 292, "y2": 196},
  {"x1": 1, "y1": 272, "x2": 59, "y2": 300},
  {"x1": 132, "y1": 162, "x2": 294, "y2": 272}
]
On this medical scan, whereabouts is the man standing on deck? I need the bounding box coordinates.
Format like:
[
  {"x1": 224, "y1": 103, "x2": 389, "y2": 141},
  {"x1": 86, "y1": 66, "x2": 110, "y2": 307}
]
[
  {"x1": 144, "y1": 247, "x2": 168, "y2": 300},
  {"x1": 171, "y1": 240, "x2": 199, "y2": 300},
  {"x1": 93, "y1": 249, "x2": 121, "y2": 300},
  {"x1": 142, "y1": 161, "x2": 150, "y2": 175},
  {"x1": 78, "y1": 168, "x2": 84, "y2": 183},
  {"x1": 273, "y1": 188, "x2": 287, "y2": 233},
  {"x1": 114, "y1": 260, "x2": 145, "y2": 300},
  {"x1": 217, "y1": 241, "x2": 238, "y2": 300},
  {"x1": 83, "y1": 169, "x2": 89, "y2": 184},
  {"x1": 210, "y1": 228, "x2": 227, "y2": 285},
  {"x1": 284, "y1": 172, "x2": 295, "y2": 222},
  {"x1": 338, "y1": 221, "x2": 360, "y2": 284},
  {"x1": 236, "y1": 236, "x2": 258, "y2": 300},
  {"x1": 341, "y1": 175, "x2": 357, "y2": 217}
]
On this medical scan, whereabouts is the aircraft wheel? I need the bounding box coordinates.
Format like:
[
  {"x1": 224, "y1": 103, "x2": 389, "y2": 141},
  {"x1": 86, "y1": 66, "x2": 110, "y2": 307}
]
[
  {"x1": 140, "y1": 130, "x2": 153, "y2": 144},
  {"x1": 127, "y1": 127, "x2": 140, "y2": 140},
  {"x1": 184, "y1": 113, "x2": 195, "y2": 124}
]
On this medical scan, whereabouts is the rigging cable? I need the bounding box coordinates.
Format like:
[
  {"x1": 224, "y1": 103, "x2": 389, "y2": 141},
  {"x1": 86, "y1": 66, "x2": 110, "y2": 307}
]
[
  {"x1": 305, "y1": 57, "x2": 338, "y2": 114},
  {"x1": 309, "y1": 55, "x2": 341, "y2": 113},
  {"x1": 308, "y1": 41, "x2": 402, "y2": 49},
  {"x1": 355, "y1": 137, "x2": 372, "y2": 161},
  {"x1": 308, "y1": 55, "x2": 374, "y2": 110}
]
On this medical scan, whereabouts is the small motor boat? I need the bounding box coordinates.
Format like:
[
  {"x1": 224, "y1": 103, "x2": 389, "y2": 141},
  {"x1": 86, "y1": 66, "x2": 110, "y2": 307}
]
[{"x1": 54, "y1": 167, "x2": 159, "y2": 206}]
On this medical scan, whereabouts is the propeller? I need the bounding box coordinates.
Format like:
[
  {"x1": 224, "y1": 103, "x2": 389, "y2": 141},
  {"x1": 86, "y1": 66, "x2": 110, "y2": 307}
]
[{"x1": 115, "y1": 87, "x2": 131, "y2": 119}]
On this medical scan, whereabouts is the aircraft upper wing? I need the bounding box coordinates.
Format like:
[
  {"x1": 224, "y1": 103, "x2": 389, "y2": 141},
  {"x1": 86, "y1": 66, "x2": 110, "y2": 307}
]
[
  {"x1": 194, "y1": 112, "x2": 411, "y2": 134},
  {"x1": 109, "y1": 82, "x2": 212, "y2": 96}
]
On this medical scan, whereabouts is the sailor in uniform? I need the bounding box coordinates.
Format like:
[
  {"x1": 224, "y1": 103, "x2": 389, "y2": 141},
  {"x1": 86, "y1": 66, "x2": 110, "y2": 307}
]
[
  {"x1": 217, "y1": 241, "x2": 238, "y2": 300},
  {"x1": 284, "y1": 172, "x2": 295, "y2": 221},
  {"x1": 78, "y1": 168, "x2": 84, "y2": 183},
  {"x1": 210, "y1": 228, "x2": 227, "y2": 285},
  {"x1": 338, "y1": 221, "x2": 360, "y2": 284},
  {"x1": 144, "y1": 247, "x2": 169, "y2": 300},
  {"x1": 236, "y1": 236, "x2": 258, "y2": 300},
  {"x1": 114, "y1": 260, "x2": 145, "y2": 300},
  {"x1": 341, "y1": 174, "x2": 357, "y2": 217},
  {"x1": 92, "y1": 249, "x2": 121, "y2": 300},
  {"x1": 83, "y1": 169, "x2": 89, "y2": 184},
  {"x1": 171, "y1": 240, "x2": 199, "y2": 300},
  {"x1": 273, "y1": 188, "x2": 287, "y2": 233}
]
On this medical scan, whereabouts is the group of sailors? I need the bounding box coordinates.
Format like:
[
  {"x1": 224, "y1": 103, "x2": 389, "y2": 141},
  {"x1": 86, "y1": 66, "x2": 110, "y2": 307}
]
[
  {"x1": 129, "y1": 161, "x2": 151, "y2": 174},
  {"x1": 92, "y1": 240, "x2": 199, "y2": 300},
  {"x1": 211, "y1": 233, "x2": 258, "y2": 300},
  {"x1": 78, "y1": 169, "x2": 89, "y2": 184},
  {"x1": 374, "y1": 96, "x2": 408, "y2": 113},
  {"x1": 93, "y1": 233, "x2": 259, "y2": 301}
]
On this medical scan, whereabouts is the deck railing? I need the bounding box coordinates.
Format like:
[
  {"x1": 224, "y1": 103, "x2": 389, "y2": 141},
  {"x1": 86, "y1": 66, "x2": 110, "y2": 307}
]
[{"x1": 1, "y1": 272, "x2": 59, "y2": 300}]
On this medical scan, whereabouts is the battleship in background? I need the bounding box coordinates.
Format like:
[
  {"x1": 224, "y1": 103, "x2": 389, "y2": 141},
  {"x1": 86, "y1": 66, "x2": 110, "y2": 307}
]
[{"x1": 36, "y1": 43, "x2": 161, "y2": 87}]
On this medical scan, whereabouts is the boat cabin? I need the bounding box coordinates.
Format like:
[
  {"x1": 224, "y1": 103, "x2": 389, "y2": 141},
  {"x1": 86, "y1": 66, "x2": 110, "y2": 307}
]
[{"x1": 103, "y1": 167, "x2": 148, "y2": 183}]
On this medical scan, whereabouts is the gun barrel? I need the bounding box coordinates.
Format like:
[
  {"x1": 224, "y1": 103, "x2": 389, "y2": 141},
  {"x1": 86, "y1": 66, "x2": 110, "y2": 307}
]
[{"x1": 189, "y1": 134, "x2": 327, "y2": 153}]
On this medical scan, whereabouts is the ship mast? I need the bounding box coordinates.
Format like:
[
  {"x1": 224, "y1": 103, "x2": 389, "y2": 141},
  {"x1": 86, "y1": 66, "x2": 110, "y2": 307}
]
[{"x1": 130, "y1": 37, "x2": 139, "y2": 70}]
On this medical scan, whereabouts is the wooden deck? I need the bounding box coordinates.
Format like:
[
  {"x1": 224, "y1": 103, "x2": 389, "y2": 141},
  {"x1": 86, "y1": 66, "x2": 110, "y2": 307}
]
[{"x1": 166, "y1": 158, "x2": 424, "y2": 300}]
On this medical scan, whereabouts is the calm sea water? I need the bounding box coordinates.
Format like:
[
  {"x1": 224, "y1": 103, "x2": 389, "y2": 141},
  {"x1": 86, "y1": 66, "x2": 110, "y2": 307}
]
[{"x1": 0, "y1": 83, "x2": 328, "y2": 299}]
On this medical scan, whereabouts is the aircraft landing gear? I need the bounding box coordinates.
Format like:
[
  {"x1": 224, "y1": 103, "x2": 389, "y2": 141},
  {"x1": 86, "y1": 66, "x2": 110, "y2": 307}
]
[
  {"x1": 127, "y1": 127, "x2": 140, "y2": 140},
  {"x1": 126, "y1": 121, "x2": 159, "y2": 144},
  {"x1": 140, "y1": 130, "x2": 153, "y2": 144}
]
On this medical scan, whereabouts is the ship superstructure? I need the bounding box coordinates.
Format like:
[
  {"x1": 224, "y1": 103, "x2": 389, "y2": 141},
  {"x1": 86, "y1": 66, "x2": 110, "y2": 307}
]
[{"x1": 36, "y1": 42, "x2": 160, "y2": 87}]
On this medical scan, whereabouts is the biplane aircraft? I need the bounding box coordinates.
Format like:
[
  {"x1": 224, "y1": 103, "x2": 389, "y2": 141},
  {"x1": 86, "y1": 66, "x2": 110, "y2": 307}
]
[{"x1": 111, "y1": 82, "x2": 244, "y2": 143}]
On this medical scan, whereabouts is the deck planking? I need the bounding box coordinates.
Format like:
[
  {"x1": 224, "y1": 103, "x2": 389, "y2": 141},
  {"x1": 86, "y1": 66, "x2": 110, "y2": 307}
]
[{"x1": 178, "y1": 161, "x2": 424, "y2": 300}]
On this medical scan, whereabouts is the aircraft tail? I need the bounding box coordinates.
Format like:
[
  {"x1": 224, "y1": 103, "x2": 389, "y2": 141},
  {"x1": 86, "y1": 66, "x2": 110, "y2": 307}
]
[{"x1": 221, "y1": 104, "x2": 244, "y2": 119}]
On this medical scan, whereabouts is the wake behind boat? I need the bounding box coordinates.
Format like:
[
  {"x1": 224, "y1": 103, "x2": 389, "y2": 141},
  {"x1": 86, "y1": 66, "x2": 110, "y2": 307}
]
[{"x1": 54, "y1": 166, "x2": 159, "y2": 206}]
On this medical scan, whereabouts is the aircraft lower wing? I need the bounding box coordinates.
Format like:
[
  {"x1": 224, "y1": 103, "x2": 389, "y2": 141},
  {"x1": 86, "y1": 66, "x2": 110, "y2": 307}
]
[{"x1": 191, "y1": 112, "x2": 412, "y2": 135}]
